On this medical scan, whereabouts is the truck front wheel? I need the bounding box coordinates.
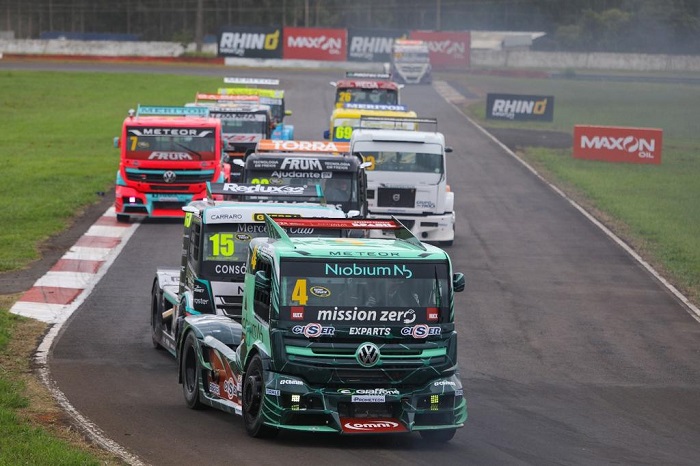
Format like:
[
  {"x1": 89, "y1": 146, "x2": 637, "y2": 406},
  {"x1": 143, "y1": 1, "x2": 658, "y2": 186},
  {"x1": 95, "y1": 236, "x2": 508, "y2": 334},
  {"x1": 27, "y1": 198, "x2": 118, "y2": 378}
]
[
  {"x1": 242, "y1": 354, "x2": 278, "y2": 438},
  {"x1": 181, "y1": 332, "x2": 204, "y2": 410}
]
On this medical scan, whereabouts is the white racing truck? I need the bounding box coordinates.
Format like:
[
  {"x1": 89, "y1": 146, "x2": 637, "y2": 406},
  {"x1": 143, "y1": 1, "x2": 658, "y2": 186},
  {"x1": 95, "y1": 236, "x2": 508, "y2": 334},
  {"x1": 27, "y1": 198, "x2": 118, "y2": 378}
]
[
  {"x1": 349, "y1": 116, "x2": 455, "y2": 246},
  {"x1": 389, "y1": 39, "x2": 432, "y2": 84}
]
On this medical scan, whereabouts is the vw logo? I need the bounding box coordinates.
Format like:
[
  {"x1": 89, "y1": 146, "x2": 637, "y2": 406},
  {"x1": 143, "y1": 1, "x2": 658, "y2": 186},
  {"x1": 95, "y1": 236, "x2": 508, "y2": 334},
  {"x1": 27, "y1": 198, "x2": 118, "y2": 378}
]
[
  {"x1": 163, "y1": 171, "x2": 177, "y2": 183},
  {"x1": 355, "y1": 342, "x2": 380, "y2": 367},
  {"x1": 392, "y1": 194, "x2": 401, "y2": 202}
]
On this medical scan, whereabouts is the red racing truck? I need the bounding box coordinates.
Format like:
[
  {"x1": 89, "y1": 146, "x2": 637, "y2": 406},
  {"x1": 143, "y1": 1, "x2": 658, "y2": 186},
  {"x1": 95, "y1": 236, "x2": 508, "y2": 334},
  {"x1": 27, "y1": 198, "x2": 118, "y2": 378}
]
[{"x1": 113, "y1": 105, "x2": 226, "y2": 222}]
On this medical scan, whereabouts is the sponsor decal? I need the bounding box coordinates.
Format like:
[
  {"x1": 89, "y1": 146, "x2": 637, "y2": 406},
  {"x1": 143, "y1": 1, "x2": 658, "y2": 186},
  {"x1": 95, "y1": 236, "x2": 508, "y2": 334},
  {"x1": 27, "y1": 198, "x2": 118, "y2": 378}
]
[
  {"x1": 352, "y1": 395, "x2": 386, "y2": 403},
  {"x1": 218, "y1": 26, "x2": 282, "y2": 58},
  {"x1": 223, "y1": 378, "x2": 237, "y2": 399},
  {"x1": 210, "y1": 213, "x2": 244, "y2": 221},
  {"x1": 235, "y1": 233, "x2": 252, "y2": 241},
  {"x1": 486, "y1": 93, "x2": 554, "y2": 121},
  {"x1": 400, "y1": 324, "x2": 441, "y2": 339},
  {"x1": 214, "y1": 263, "x2": 246, "y2": 275},
  {"x1": 257, "y1": 139, "x2": 349, "y2": 153},
  {"x1": 283, "y1": 27, "x2": 347, "y2": 61},
  {"x1": 324, "y1": 263, "x2": 413, "y2": 278},
  {"x1": 427, "y1": 307, "x2": 439, "y2": 322},
  {"x1": 310, "y1": 286, "x2": 331, "y2": 298},
  {"x1": 129, "y1": 128, "x2": 213, "y2": 137},
  {"x1": 280, "y1": 157, "x2": 323, "y2": 170},
  {"x1": 265, "y1": 388, "x2": 281, "y2": 396},
  {"x1": 337, "y1": 388, "x2": 400, "y2": 395},
  {"x1": 147, "y1": 152, "x2": 194, "y2": 161},
  {"x1": 416, "y1": 200, "x2": 436, "y2": 209},
  {"x1": 434, "y1": 380, "x2": 456, "y2": 386},
  {"x1": 329, "y1": 251, "x2": 399, "y2": 257},
  {"x1": 209, "y1": 382, "x2": 221, "y2": 396},
  {"x1": 220, "y1": 183, "x2": 307, "y2": 194},
  {"x1": 280, "y1": 379, "x2": 304, "y2": 385},
  {"x1": 573, "y1": 125, "x2": 662, "y2": 164},
  {"x1": 349, "y1": 327, "x2": 391, "y2": 337},
  {"x1": 347, "y1": 28, "x2": 407, "y2": 62},
  {"x1": 340, "y1": 418, "x2": 408, "y2": 433},
  {"x1": 291, "y1": 323, "x2": 336, "y2": 338},
  {"x1": 317, "y1": 308, "x2": 416, "y2": 324},
  {"x1": 252, "y1": 212, "x2": 302, "y2": 222},
  {"x1": 290, "y1": 306, "x2": 304, "y2": 320}
]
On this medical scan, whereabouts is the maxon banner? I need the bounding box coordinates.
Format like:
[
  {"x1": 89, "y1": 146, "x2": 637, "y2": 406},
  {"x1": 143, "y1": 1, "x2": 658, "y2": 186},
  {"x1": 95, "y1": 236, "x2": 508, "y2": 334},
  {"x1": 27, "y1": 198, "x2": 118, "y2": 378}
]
[
  {"x1": 283, "y1": 27, "x2": 347, "y2": 61},
  {"x1": 573, "y1": 125, "x2": 663, "y2": 164},
  {"x1": 486, "y1": 93, "x2": 554, "y2": 121}
]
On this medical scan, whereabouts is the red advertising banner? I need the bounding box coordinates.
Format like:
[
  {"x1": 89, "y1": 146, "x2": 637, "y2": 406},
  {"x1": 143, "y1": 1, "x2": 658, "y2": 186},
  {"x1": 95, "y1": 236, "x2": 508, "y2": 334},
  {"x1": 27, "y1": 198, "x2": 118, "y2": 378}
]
[
  {"x1": 573, "y1": 125, "x2": 663, "y2": 164},
  {"x1": 283, "y1": 27, "x2": 347, "y2": 61},
  {"x1": 409, "y1": 30, "x2": 470, "y2": 69}
]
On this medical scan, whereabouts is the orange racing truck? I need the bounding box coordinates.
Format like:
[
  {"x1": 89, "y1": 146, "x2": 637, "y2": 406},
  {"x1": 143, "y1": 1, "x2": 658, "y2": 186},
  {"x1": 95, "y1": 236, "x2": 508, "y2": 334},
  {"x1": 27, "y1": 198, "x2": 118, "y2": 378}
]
[{"x1": 113, "y1": 105, "x2": 225, "y2": 223}]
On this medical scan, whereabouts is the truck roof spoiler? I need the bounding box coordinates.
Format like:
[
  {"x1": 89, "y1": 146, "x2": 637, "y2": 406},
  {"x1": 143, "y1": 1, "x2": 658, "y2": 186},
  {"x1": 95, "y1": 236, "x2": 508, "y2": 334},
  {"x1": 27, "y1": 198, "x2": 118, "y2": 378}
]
[
  {"x1": 207, "y1": 182, "x2": 324, "y2": 200},
  {"x1": 218, "y1": 88, "x2": 284, "y2": 99},
  {"x1": 359, "y1": 116, "x2": 438, "y2": 131},
  {"x1": 345, "y1": 71, "x2": 392, "y2": 80},
  {"x1": 256, "y1": 140, "x2": 350, "y2": 154},
  {"x1": 195, "y1": 93, "x2": 259, "y2": 103},
  {"x1": 264, "y1": 215, "x2": 427, "y2": 251},
  {"x1": 343, "y1": 103, "x2": 408, "y2": 112},
  {"x1": 223, "y1": 77, "x2": 280, "y2": 86},
  {"x1": 135, "y1": 105, "x2": 209, "y2": 117}
]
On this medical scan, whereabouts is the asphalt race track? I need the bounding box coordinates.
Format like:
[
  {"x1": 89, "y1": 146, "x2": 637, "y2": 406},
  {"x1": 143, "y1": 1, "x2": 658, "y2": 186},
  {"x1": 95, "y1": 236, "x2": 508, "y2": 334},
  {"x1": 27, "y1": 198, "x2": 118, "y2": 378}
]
[{"x1": 4, "y1": 61, "x2": 700, "y2": 465}]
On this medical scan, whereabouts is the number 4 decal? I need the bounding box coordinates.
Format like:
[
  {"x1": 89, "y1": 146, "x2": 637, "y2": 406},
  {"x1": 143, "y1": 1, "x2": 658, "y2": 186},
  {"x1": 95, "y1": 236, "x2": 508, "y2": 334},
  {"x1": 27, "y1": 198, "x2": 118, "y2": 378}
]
[{"x1": 292, "y1": 279, "x2": 308, "y2": 305}]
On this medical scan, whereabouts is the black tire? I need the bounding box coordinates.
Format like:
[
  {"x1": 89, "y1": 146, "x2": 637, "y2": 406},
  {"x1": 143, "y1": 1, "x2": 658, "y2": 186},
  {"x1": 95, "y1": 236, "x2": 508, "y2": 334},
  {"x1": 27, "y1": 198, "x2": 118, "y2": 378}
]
[
  {"x1": 181, "y1": 332, "x2": 205, "y2": 409},
  {"x1": 242, "y1": 354, "x2": 279, "y2": 438},
  {"x1": 419, "y1": 428, "x2": 456, "y2": 443},
  {"x1": 116, "y1": 214, "x2": 130, "y2": 223},
  {"x1": 150, "y1": 287, "x2": 164, "y2": 350}
]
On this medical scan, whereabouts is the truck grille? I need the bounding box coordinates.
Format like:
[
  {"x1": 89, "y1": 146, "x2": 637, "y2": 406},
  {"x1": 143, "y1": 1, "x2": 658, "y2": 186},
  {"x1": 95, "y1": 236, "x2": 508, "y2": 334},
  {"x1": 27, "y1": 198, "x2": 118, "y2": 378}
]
[
  {"x1": 377, "y1": 188, "x2": 415, "y2": 208},
  {"x1": 125, "y1": 169, "x2": 215, "y2": 185}
]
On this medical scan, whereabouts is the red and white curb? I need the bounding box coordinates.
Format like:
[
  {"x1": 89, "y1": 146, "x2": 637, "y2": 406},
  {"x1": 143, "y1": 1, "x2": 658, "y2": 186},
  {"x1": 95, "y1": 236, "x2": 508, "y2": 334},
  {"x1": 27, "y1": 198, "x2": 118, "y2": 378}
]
[{"x1": 10, "y1": 207, "x2": 139, "y2": 324}]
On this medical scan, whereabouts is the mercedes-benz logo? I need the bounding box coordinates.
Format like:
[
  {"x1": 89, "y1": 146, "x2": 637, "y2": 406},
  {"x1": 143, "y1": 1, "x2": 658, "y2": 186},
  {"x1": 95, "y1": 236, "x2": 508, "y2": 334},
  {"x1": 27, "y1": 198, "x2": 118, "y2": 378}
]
[
  {"x1": 163, "y1": 170, "x2": 177, "y2": 183},
  {"x1": 355, "y1": 342, "x2": 380, "y2": 367}
]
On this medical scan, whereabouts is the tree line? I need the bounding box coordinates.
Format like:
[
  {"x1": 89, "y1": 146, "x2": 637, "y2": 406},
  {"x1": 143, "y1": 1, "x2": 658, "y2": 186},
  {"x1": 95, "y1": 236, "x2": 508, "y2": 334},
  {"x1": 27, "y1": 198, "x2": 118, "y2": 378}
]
[{"x1": 2, "y1": 0, "x2": 698, "y2": 55}]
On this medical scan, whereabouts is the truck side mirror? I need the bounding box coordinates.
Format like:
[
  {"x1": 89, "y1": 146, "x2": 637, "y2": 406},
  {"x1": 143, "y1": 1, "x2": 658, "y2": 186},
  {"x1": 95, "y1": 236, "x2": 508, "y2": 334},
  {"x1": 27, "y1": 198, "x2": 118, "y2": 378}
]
[
  {"x1": 453, "y1": 272, "x2": 465, "y2": 292},
  {"x1": 255, "y1": 270, "x2": 270, "y2": 289},
  {"x1": 445, "y1": 146, "x2": 454, "y2": 153},
  {"x1": 323, "y1": 130, "x2": 330, "y2": 140},
  {"x1": 113, "y1": 137, "x2": 120, "y2": 149},
  {"x1": 233, "y1": 159, "x2": 246, "y2": 167},
  {"x1": 285, "y1": 110, "x2": 292, "y2": 116}
]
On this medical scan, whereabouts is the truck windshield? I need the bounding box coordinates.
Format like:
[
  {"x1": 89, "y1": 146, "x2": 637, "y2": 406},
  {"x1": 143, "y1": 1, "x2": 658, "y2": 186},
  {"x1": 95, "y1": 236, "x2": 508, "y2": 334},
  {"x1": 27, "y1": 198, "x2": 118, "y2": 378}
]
[
  {"x1": 200, "y1": 223, "x2": 267, "y2": 280},
  {"x1": 278, "y1": 259, "x2": 450, "y2": 324},
  {"x1": 394, "y1": 51, "x2": 430, "y2": 63},
  {"x1": 364, "y1": 151, "x2": 443, "y2": 174},
  {"x1": 337, "y1": 88, "x2": 398, "y2": 106},
  {"x1": 125, "y1": 126, "x2": 217, "y2": 161},
  {"x1": 219, "y1": 117, "x2": 267, "y2": 135}
]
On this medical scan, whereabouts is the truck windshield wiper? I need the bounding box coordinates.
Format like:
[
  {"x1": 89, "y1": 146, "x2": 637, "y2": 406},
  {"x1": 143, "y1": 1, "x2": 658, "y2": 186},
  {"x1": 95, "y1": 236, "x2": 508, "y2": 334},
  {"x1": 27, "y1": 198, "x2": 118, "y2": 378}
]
[{"x1": 173, "y1": 142, "x2": 203, "y2": 160}]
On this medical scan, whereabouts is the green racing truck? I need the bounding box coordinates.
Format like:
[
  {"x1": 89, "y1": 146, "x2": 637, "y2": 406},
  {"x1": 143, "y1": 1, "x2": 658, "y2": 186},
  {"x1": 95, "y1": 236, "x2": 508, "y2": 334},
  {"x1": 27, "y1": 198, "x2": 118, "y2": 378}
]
[{"x1": 176, "y1": 215, "x2": 467, "y2": 441}]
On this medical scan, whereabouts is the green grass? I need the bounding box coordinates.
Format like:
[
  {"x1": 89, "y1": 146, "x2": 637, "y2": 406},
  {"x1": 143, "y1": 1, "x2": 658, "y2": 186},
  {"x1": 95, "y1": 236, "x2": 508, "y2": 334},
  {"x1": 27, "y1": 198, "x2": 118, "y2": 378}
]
[
  {"x1": 443, "y1": 71, "x2": 700, "y2": 302},
  {"x1": 0, "y1": 70, "x2": 225, "y2": 272}
]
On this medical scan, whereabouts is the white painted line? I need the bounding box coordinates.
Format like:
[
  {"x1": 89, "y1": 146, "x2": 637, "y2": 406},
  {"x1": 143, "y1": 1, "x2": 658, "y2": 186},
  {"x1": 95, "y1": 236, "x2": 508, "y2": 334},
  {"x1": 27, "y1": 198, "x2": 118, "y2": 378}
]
[
  {"x1": 433, "y1": 80, "x2": 700, "y2": 323},
  {"x1": 10, "y1": 301, "x2": 69, "y2": 324},
  {"x1": 34, "y1": 271, "x2": 96, "y2": 289},
  {"x1": 63, "y1": 246, "x2": 113, "y2": 261},
  {"x1": 85, "y1": 224, "x2": 130, "y2": 238}
]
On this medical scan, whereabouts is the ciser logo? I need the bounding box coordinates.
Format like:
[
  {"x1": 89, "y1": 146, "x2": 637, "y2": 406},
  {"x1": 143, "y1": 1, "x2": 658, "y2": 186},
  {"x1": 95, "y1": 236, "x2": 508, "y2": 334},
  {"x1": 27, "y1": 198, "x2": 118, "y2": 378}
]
[{"x1": 573, "y1": 125, "x2": 662, "y2": 165}]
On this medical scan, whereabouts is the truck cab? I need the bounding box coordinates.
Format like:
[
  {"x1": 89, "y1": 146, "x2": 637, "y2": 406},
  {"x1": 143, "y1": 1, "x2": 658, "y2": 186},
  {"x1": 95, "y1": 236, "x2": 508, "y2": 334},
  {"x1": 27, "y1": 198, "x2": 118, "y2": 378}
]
[
  {"x1": 350, "y1": 117, "x2": 455, "y2": 245},
  {"x1": 219, "y1": 76, "x2": 294, "y2": 140},
  {"x1": 113, "y1": 105, "x2": 225, "y2": 222},
  {"x1": 390, "y1": 39, "x2": 432, "y2": 84},
  {"x1": 241, "y1": 139, "x2": 369, "y2": 217},
  {"x1": 175, "y1": 216, "x2": 467, "y2": 440},
  {"x1": 331, "y1": 72, "x2": 402, "y2": 109},
  {"x1": 151, "y1": 183, "x2": 347, "y2": 356}
]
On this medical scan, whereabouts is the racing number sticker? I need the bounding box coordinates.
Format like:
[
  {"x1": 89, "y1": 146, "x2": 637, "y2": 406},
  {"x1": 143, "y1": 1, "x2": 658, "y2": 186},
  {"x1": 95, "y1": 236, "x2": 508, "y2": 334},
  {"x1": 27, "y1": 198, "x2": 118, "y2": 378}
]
[
  {"x1": 292, "y1": 279, "x2": 308, "y2": 305},
  {"x1": 364, "y1": 155, "x2": 376, "y2": 171},
  {"x1": 209, "y1": 233, "x2": 235, "y2": 257},
  {"x1": 251, "y1": 178, "x2": 271, "y2": 185},
  {"x1": 334, "y1": 126, "x2": 353, "y2": 141},
  {"x1": 129, "y1": 136, "x2": 138, "y2": 151},
  {"x1": 338, "y1": 91, "x2": 351, "y2": 103}
]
